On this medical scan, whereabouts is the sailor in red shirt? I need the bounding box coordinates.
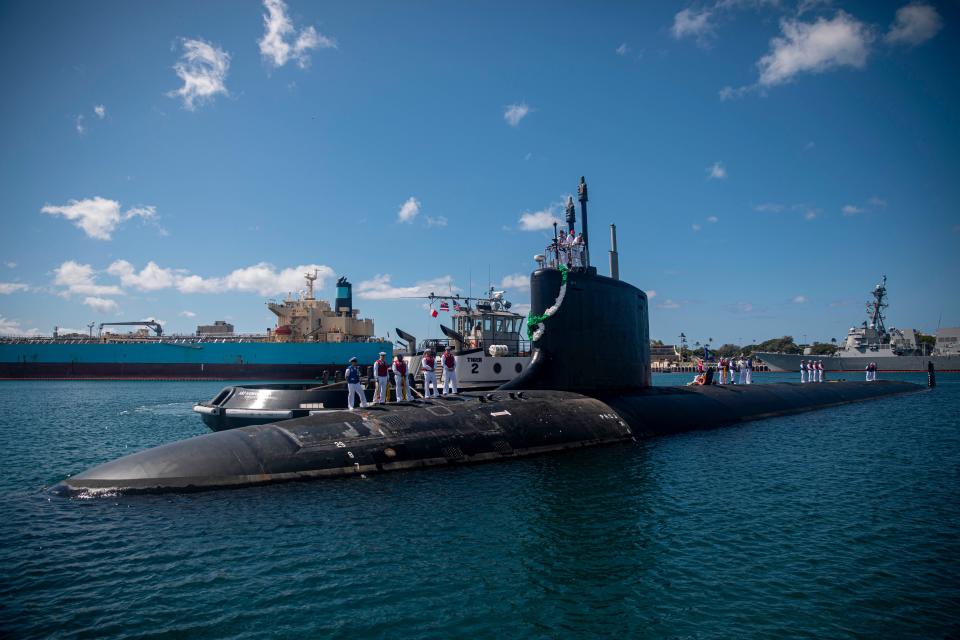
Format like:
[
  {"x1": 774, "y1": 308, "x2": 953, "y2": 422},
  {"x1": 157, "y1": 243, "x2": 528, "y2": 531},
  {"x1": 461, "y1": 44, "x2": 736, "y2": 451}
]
[
  {"x1": 421, "y1": 348, "x2": 438, "y2": 398},
  {"x1": 442, "y1": 346, "x2": 458, "y2": 395},
  {"x1": 392, "y1": 355, "x2": 410, "y2": 402},
  {"x1": 373, "y1": 351, "x2": 389, "y2": 403}
]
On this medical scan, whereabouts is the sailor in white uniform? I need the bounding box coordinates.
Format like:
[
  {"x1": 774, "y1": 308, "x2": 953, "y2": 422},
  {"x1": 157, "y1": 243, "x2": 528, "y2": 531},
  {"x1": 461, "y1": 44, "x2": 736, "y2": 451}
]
[
  {"x1": 800, "y1": 360, "x2": 807, "y2": 383},
  {"x1": 744, "y1": 356, "x2": 753, "y2": 384},
  {"x1": 421, "y1": 348, "x2": 438, "y2": 398},
  {"x1": 556, "y1": 233, "x2": 567, "y2": 267},
  {"x1": 392, "y1": 355, "x2": 410, "y2": 402},
  {"x1": 373, "y1": 351, "x2": 389, "y2": 403},
  {"x1": 816, "y1": 360, "x2": 823, "y2": 383},
  {"x1": 345, "y1": 357, "x2": 368, "y2": 410},
  {"x1": 737, "y1": 357, "x2": 747, "y2": 385},
  {"x1": 442, "y1": 346, "x2": 458, "y2": 394}
]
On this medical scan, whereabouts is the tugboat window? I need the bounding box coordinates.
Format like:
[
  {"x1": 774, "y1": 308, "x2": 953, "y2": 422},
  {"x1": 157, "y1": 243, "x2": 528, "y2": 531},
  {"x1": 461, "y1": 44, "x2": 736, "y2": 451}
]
[{"x1": 484, "y1": 318, "x2": 492, "y2": 331}]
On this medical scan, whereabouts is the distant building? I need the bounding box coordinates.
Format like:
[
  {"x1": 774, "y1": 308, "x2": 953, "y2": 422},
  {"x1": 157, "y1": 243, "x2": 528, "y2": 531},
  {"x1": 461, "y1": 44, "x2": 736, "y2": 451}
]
[
  {"x1": 197, "y1": 320, "x2": 234, "y2": 337},
  {"x1": 650, "y1": 342, "x2": 679, "y2": 363}
]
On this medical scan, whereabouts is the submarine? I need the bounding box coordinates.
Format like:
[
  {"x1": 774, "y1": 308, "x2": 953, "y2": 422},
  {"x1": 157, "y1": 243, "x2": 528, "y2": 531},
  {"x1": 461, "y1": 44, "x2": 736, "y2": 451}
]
[{"x1": 57, "y1": 178, "x2": 927, "y2": 495}]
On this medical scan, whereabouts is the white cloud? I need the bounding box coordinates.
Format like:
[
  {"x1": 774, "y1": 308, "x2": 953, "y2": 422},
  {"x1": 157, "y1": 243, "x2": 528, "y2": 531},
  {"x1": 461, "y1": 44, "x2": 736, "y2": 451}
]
[
  {"x1": 691, "y1": 223, "x2": 702, "y2": 232},
  {"x1": 518, "y1": 207, "x2": 562, "y2": 231},
  {"x1": 657, "y1": 298, "x2": 681, "y2": 309},
  {"x1": 176, "y1": 274, "x2": 222, "y2": 294},
  {"x1": 757, "y1": 12, "x2": 873, "y2": 87},
  {"x1": 397, "y1": 197, "x2": 421, "y2": 224},
  {"x1": 179, "y1": 310, "x2": 197, "y2": 318},
  {"x1": 616, "y1": 43, "x2": 630, "y2": 56},
  {"x1": 504, "y1": 103, "x2": 531, "y2": 127},
  {"x1": 0, "y1": 282, "x2": 29, "y2": 294},
  {"x1": 885, "y1": 2, "x2": 942, "y2": 46},
  {"x1": 258, "y1": 0, "x2": 336, "y2": 69},
  {"x1": 84, "y1": 297, "x2": 118, "y2": 313},
  {"x1": 868, "y1": 196, "x2": 887, "y2": 207},
  {"x1": 793, "y1": 295, "x2": 808, "y2": 303},
  {"x1": 672, "y1": 8, "x2": 713, "y2": 41},
  {"x1": 94, "y1": 105, "x2": 106, "y2": 119},
  {"x1": 53, "y1": 261, "x2": 124, "y2": 297},
  {"x1": 425, "y1": 215, "x2": 448, "y2": 227},
  {"x1": 804, "y1": 209, "x2": 819, "y2": 220},
  {"x1": 75, "y1": 115, "x2": 85, "y2": 135},
  {"x1": 842, "y1": 204, "x2": 864, "y2": 215},
  {"x1": 646, "y1": 290, "x2": 657, "y2": 299},
  {"x1": 169, "y1": 38, "x2": 230, "y2": 110},
  {"x1": 5, "y1": 262, "x2": 16, "y2": 268},
  {"x1": 176, "y1": 263, "x2": 334, "y2": 296},
  {"x1": 755, "y1": 202, "x2": 785, "y2": 213},
  {"x1": 355, "y1": 274, "x2": 459, "y2": 300},
  {"x1": 0, "y1": 316, "x2": 41, "y2": 336},
  {"x1": 107, "y1": 260, "x2": 178, "y2": 290},
  {"x1": 707, "y1": 215, "x2": 719, "y2": 223},
  {"x1": 707, "y1": 161, "x2": 727, "y2": 179},
  {"x1": 40, "y1": 197, "x2": 159, "y2": 240},
  {"x1": 730, "y1": 301, "x2": 755, "y2": 313},
  {"x1": 500, "y1": 273, "x2": 530, "y2": 291}
]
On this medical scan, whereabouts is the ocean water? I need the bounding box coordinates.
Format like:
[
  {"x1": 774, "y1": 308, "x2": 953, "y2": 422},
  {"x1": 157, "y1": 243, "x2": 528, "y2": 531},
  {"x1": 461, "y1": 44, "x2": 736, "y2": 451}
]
[{"x1": 1, "y1": 373, "x2": 958, "y2": 639}]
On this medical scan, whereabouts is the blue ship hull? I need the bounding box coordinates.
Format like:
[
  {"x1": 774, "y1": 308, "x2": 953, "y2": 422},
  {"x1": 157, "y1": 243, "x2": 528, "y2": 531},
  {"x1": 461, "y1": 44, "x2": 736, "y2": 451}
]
[{"x1": 0, "y1": 341, "x2": 392, "y2": 380}]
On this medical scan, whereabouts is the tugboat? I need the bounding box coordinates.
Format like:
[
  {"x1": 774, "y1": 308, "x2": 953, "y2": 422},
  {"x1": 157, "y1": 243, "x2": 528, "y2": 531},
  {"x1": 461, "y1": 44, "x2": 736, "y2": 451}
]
[{"x1": 396, "y1": 287, "x2": 530, "y2": 390}]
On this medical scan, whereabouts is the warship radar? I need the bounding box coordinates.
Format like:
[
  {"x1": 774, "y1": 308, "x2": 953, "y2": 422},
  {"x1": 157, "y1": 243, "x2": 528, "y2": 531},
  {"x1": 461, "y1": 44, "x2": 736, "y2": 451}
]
[{"x1": 58, "y1": 178, "x2": 929, "y2": 495}]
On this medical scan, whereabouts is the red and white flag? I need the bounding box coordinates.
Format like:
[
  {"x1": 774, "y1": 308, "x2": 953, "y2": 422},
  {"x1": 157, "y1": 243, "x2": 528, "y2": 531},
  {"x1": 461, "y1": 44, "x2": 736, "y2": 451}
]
[
  {"x1": 430, "y1": 309, "x2": 438, "y2": 318},
  {"x1": 439, "y1": 301, "x2": 450, "y2": 312}
]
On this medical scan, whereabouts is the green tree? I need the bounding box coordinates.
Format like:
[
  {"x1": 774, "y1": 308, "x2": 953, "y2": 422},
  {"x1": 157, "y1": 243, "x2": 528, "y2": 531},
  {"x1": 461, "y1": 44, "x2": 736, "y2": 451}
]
[{"x1": 809, "y1": 342, "x2": 837, "y2": 355}]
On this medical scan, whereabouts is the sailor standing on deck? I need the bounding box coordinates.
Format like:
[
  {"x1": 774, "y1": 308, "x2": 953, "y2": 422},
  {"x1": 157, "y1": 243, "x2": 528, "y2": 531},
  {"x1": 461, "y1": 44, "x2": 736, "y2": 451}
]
[
  {"x1": 374, "y1": 351, "x2": 390, "y2": 403},
  {"x1": 737, "y1": 356, "x2": 747, "y2": 385},
  {"x1": 421, "y1": 348, "x2": 438, "y2": 397},
  {"x1": 745, "y1": 356, "x2": 753, "y2": 384},
  {"x1": 800, "y1": 360, "x2": 807, "y2": 383},
  {"x1": 816, "y1": 360, "x2": 823, "y2": 383},
  {"x1": 567, "y1": 230, "x2": 577, "y2": 267},
  {"x1": 392, "y1": 355, "x2": 409, "y2": 402},
  {"x1": 557, "y1": 232, "x2": 567, "y2": 267},
  {"x1": 345, "y1": 357, "x2": 368, "y2": 410},
  {"x1": 442, "y1": 346, "x2": 458, "y2": 394}
]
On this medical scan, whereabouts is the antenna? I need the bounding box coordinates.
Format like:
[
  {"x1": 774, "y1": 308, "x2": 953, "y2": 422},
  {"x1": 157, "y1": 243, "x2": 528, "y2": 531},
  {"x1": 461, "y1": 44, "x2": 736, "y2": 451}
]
[{"x1": 304, "y1": 269, "x2": 318, "y2": 300}]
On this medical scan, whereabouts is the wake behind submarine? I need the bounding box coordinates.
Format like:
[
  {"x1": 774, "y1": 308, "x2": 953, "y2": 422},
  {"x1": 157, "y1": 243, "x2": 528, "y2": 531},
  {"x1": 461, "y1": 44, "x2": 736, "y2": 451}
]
[{"x1": 58, "y1": 178, "x2": 927, "y2": 495}]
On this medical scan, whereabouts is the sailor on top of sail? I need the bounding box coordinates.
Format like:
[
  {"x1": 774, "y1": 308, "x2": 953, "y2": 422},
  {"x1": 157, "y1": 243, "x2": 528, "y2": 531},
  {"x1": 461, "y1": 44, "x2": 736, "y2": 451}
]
[
  {"x1": 374, "y1": 352, "x2": 389, "y2": 403},
  {"x1": 442, "y1": 346, "x2": 458, "y2": 395},
  {"x1": 422, "y1": 348, "x2": 438, "y2": 398}
]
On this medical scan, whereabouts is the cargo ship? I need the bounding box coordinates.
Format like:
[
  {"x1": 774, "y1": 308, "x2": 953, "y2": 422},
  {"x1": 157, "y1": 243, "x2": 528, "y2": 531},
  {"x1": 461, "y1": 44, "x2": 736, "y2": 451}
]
[{"x1": 0, "y1": 273, "x2": 391, "y2": 380}]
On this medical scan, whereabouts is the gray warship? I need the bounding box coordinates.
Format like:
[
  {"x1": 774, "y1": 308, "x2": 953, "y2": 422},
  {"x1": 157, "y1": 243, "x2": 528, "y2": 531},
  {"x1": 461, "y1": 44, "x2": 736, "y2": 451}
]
[{"x1": 758, "y1": 276, "x2": 960, "y2": 372}]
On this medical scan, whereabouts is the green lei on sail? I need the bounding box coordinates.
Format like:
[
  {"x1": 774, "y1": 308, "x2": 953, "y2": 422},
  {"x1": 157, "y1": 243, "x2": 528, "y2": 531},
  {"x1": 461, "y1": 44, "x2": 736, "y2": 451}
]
[{"x1": 526, "y1": 264, "x2": 568, "y2": 341}]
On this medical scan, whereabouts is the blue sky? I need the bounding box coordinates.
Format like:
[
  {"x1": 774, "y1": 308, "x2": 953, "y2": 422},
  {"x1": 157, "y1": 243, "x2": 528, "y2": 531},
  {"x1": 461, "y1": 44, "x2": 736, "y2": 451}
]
[{"x1": 1, "y1": 0, "x2": 958, "y2": 347}]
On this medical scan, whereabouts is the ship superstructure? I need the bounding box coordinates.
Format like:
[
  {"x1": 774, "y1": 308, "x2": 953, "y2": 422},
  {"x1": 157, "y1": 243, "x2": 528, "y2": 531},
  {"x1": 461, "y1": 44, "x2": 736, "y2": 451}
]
[{"x1": 267, "y1": 274, "x2": 374, "y2": 343}]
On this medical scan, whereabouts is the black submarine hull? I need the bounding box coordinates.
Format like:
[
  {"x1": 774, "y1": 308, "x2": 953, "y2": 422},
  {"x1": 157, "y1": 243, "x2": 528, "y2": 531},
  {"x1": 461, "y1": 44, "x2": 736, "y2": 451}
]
[
  {"x1": 58, "y1": 380, "x2": 920, "y2": 494},
  {"x1": 55, "y1": 180, "x2": 929, "y2": 496}
]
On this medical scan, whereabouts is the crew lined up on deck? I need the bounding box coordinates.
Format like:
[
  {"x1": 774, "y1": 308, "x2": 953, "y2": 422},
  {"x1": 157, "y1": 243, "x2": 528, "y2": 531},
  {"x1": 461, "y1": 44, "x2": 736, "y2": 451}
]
[{"x1": 344, "y1": 346, "x2": 460, "y2": 409}]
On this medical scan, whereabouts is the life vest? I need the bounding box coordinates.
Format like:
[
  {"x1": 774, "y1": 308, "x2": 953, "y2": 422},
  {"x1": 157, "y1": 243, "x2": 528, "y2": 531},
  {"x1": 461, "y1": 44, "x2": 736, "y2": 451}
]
[
  {"x1": 376, "y1": 360, "x2": 389, "y2": 377},
  {"x1": 443, "y1": 354, "x2": 456, "y2": 369},
  {"x1": 346, "y1": 365, "x2": 360, "y2": 384},
  {"x1": 395, "y1": 360, "x2": 407, "y2": 375},
  {"x1": 423, "y1": 356, "x2": 435, "y2": 370}
]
